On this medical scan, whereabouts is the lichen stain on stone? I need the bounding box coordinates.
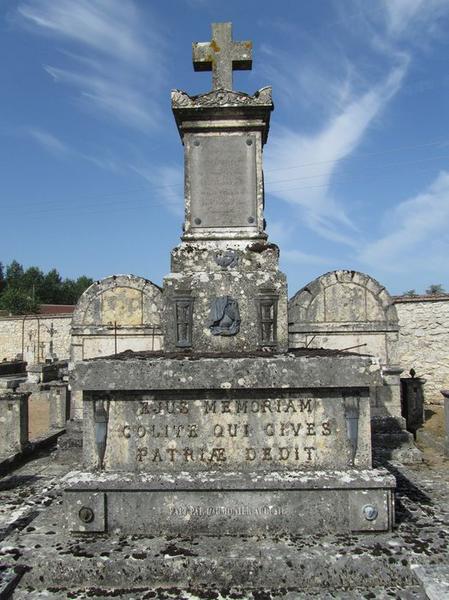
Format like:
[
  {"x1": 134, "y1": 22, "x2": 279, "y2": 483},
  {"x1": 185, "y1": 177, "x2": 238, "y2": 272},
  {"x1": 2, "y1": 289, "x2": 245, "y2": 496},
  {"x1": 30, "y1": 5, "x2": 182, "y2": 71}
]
[{"x1": 210, "y1": 40, "x2": 221, "y2": 53}]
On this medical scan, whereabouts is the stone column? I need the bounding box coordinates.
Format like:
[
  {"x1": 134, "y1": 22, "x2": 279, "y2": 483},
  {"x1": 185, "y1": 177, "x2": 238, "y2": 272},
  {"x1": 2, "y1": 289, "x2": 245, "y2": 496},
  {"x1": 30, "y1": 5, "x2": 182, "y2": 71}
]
[
  {"x1": 0, "y1": 391, "x2": 29, "y2": 458},
  {"x1": 380, "y1": 365, "x2": 405, "y2": 423},
  {"x1": 49, "y1": 382, "x2": 69, "y2": 429}
]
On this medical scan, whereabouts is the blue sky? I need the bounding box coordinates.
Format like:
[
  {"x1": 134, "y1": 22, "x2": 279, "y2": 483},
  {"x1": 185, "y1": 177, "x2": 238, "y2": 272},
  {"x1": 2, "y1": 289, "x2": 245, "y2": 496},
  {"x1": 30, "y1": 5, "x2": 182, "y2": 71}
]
[{"x1": 1, "y1": 0, "x2": 449, "y2": 296}]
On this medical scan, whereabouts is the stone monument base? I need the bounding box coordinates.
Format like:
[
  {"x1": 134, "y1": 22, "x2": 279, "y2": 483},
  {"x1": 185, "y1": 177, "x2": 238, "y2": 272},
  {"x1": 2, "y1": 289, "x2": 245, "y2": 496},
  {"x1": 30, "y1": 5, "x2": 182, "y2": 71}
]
[{"x1": 64, "y1": 469, "x2": 395, "y2": 535}]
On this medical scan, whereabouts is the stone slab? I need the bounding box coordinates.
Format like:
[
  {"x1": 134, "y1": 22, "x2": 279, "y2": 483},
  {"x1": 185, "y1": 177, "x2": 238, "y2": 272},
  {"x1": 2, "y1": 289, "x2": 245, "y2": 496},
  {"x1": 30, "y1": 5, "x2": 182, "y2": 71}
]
[
  {"x1": 0, "y1": 360, "x2": 26, "y2": 376},
  {"x1": 189, "y1": 134, "x2": 257, "y2": 229},
  {"x1": 2, "y1": 502, "x2": 411, "y2": 592},
  {"x1": 82, "y1": 389, "x2": 373, "y2": 472},
  {"x1": 2, "y1": 431, "x2": 449, "y2": 598},
  {"x1": 64, "y1": 469, "x2": 395, "y2": 535},
  {"x1": 411, "y1": 564, "x2": 449, "y2": 600},
  {"x1": 0, "y1": 376, "x2": 26, "y2": 390},
  {"x1": 72, "y1": 351, "x2": 382, "y2": 392}
]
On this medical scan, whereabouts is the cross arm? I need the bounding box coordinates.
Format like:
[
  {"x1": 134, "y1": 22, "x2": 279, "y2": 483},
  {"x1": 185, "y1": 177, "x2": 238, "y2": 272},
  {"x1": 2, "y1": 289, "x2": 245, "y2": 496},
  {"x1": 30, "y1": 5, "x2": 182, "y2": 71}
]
[
  {"x1": 231, "y1": 41, "x2": 252, "y2": 70},
  {"x1": 192, "y1": 42, "x2": 214, "y2": 72}
]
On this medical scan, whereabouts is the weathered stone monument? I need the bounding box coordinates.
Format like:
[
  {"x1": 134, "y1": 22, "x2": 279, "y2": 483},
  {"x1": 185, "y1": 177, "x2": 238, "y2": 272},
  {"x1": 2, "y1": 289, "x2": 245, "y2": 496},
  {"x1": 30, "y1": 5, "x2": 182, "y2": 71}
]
[
  {"x1": 65, "y1": 23, "x2": 395, "y2": 543},
  {"x1": 289, "y1": 270, "x2": 422, "y2": 463}
]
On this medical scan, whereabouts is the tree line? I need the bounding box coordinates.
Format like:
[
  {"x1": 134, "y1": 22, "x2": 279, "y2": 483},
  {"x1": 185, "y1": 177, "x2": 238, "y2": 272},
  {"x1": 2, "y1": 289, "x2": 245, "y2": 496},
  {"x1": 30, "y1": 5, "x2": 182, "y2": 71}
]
[
  {"x1": 0, "y1": 260, "x2": 93, "y2": 315},
  {"x1": 403, "y1": 284, "x2": 446, "y2": 296}
]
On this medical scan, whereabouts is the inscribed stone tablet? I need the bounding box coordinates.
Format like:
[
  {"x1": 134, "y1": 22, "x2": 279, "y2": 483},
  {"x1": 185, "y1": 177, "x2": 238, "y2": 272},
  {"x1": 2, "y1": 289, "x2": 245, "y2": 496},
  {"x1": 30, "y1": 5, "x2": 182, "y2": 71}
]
[
  {"x1": 90, "y1": 390, "x2": 372, "y2": 472},
  {"x1": 190, "y1": 135, "x2": 257, "y2": 228}
]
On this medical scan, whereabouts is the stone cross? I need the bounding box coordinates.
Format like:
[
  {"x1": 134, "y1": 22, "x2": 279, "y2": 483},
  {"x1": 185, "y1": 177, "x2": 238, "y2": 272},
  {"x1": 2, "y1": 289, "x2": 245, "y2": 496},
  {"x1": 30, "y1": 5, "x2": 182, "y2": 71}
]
[{"x1": 192, "y1": 22, "x2": 252, "y2": 90}]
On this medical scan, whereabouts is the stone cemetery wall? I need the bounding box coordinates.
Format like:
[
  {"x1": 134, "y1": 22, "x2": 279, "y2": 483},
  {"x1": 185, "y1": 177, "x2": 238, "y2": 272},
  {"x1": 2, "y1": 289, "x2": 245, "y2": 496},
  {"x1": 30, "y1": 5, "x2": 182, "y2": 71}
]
[
  {"x1": 0, "y1": 314, "x2": 72, "y2": 363},
  {"x1": 395, "y1": 295, "x2": 449, "y2": 404}
]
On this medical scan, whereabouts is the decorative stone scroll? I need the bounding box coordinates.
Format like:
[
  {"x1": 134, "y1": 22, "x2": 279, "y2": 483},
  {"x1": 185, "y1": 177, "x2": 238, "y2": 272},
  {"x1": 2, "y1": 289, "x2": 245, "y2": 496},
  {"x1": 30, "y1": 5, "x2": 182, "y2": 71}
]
[{"x1": 171, "y1": 87, "x2": 273, "y2": 109}]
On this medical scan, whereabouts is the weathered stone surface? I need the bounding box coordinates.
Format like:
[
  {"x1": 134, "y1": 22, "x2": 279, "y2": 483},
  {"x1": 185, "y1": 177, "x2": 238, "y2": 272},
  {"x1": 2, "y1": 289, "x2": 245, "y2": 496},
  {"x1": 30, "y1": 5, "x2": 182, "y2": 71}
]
[
  {"x1": 49, "y1": 383, "x2": 69, "y2": 429},
  {"x1": 72, "y1": 351, "x2": 382, "y2": 392},
  {"x1": 0, "y1": 392, "x2": 29, "y2": 458},
  {"x1": 0, "y1": 376, "x2": 26, "y2": 390},
  {"x1": 81, "y1": 389, "x2": 372, "y2": 472},
  {"x1": 395, "y1": 295, "x2": 449, "y2": 404},
  {"x1": 68, "y1": 348, "x2": 391, "y2": 535},
  {"x1": 65, "y1": 470, "x2": 394, "y2": 535},
  {"x1": 289, "y1": 270, "x2": 399, "y2": 363},
  {"x1": 70, "y1": 275, "x2": 163, "y2": 420},
  {"x1": 3, "y1": 431, "x2": 448, "y2": 597},
  {"x1": 189, "y1": 134, "x2": 257, "y2": 229},
  {"x1": 163, "y1": 248, "x2": 288, "y2": 352},
  {"x1": 288, "y1": 271, "x2": 422, "y2": 462},
  {"x1": 0, "y1": 313, "x2": 71, "y2": 364},
  {"x1": 27, "y1": 361, "x2": 63, "y2": 384},
  {"x1": 173, "y1": 87, "x2": 271, "y2": 243},
  {"x1": 192, "y1": 22, "x2": 252, "y2": 91},
  {"x1": 66, "y1": 25, "x2": 395, "y2": 545}
]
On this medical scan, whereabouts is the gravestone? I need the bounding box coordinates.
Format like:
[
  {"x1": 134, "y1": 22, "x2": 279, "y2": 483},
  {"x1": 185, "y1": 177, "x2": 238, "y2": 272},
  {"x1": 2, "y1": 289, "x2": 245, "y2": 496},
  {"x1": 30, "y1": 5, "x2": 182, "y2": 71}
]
[{"x1": 65, "y1": 22, "x2": 395, "y2": 545}]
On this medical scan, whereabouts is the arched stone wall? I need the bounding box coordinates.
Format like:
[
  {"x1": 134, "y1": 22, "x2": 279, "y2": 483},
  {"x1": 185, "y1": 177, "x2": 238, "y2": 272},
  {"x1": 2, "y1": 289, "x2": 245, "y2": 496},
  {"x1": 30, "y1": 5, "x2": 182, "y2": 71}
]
[
  {"x1": 288, "y1": 270, "x2": 411, "y2": 440},
  {"x1": 70, "y1": 275, "x2": 163, "y2": 420},
  {"x1": 289, "y1": 270, "x2": 399, "y2": 365}
]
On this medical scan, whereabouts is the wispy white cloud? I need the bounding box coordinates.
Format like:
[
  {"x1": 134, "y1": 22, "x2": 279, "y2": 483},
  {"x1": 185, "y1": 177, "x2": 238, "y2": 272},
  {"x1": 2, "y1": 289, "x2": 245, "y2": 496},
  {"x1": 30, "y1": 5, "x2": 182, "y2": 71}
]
[
  {"x1": 27, "y1": 127, "x2": 70, "y2": 155},
  {"x1": 382, "y1": 0, "x2": 449, "y2": 37},
  {"x1": 262, "y1": 0, "x2": 449, "y2": 251},
  {"x1": 18, "y1": 0, "x2": 151, "y2": 64},
  {"x1": 129, "y1": 164, "x2": 184, "y2": 217},
  {"x1": 25, "y1": 126, "x2": 125, "y2": 175},
  {"x1": 265, "y1": 60, "x2": 407, "y2": 245},
  {"x1": 359, "y1": 170, "x2": 449, "y2": 269},
  {"x1": 282, "y1": 249, "x2": 333, "y2": 266},
  {"x1": 44, "y1": 65, "x2": 158, "y2": 131},
  {"x1": 18, "y1": 0, "x2": 166, "y2": 131}
]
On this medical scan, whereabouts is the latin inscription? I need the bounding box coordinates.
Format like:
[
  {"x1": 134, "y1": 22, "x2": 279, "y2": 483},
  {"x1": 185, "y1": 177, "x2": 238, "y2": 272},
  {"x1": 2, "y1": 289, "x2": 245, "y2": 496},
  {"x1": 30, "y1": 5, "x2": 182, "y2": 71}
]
[{"x1": 113, "y1": 397, "x2": 340, "y2": 467}]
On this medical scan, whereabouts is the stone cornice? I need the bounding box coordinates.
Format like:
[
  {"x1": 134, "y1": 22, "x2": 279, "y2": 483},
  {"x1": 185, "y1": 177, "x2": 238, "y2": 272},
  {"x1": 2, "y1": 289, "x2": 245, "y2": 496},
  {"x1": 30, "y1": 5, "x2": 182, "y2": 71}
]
[{"x1": 171, "y1": 86, "x2": 273, "y2": 109}]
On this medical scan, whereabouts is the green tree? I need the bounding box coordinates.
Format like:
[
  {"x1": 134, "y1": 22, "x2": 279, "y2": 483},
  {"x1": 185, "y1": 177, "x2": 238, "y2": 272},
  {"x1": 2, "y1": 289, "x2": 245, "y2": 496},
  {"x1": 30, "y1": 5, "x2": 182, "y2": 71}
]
[
  {"x1": 39, "y1": 268, "x2": 63, "y2": 303},
  {"x1": 5, "y1": 260, "x2": 24, "y2": 288},
  {"x1": 426, "y1": 284, "x2": 445, "y2": 295},
  {"x1": 56, "y1": 275, "x2": 93, "y2": 304},
  {"x1": 0, "y1": 260, "x2": 93, "y2": 307},
  {"x1": 21, "y1": 266, "x2": 45, "y2": 301},
  {"x1": 0, "y1": 287, "x2": 39, "y2": 315},
  {"x1": 74, "y1": 276, "x2": 94, "y2": 299},
  {"x1": 403, "y1": 289, "x2": 417, "y2": 297}
]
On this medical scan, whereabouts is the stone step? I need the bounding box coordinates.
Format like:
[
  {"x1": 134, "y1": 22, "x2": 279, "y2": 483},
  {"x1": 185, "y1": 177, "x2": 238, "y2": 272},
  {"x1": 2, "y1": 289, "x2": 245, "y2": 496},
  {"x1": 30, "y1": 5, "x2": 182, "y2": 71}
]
[
  {"x1": 0, "y1": 502, "x2": 423, "y2": 593},
  {"x1": 12, "y1": 584, "x2": 428, "y2": 599}
]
